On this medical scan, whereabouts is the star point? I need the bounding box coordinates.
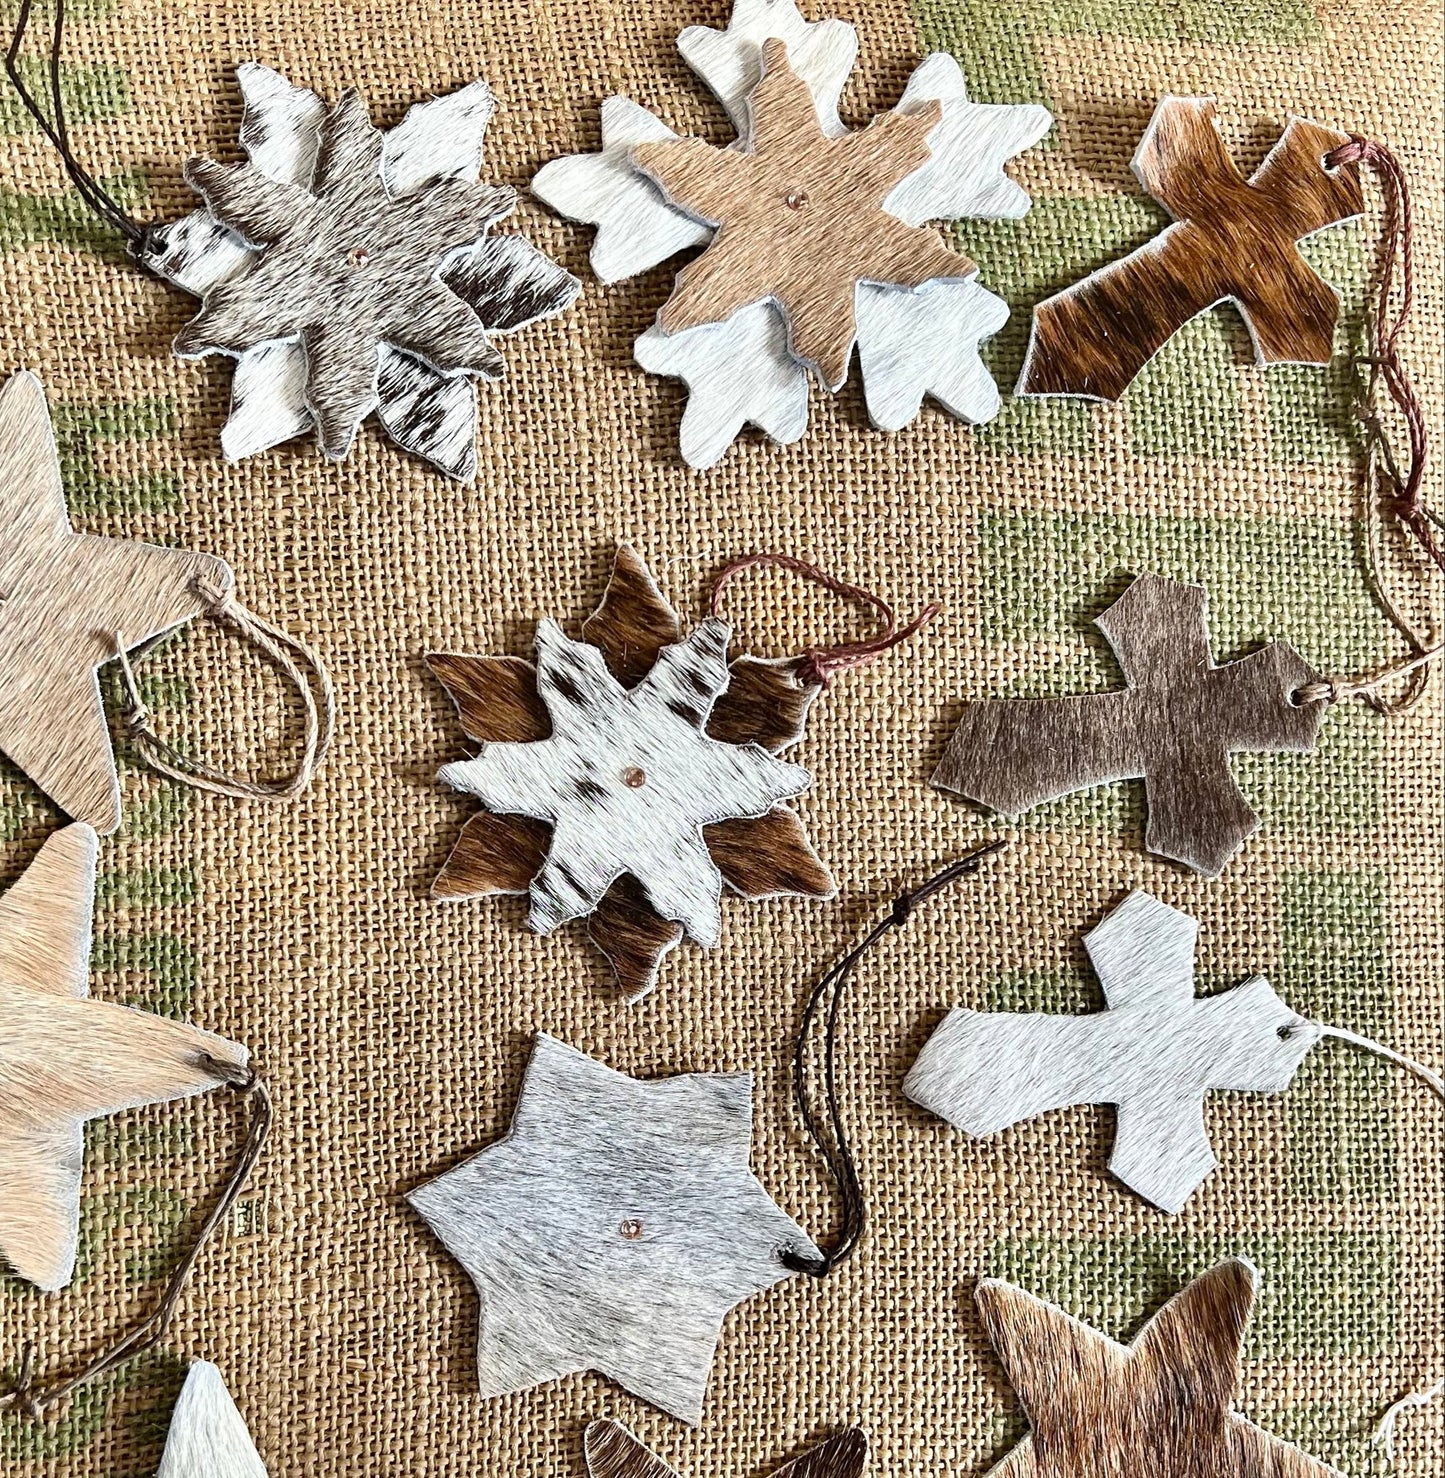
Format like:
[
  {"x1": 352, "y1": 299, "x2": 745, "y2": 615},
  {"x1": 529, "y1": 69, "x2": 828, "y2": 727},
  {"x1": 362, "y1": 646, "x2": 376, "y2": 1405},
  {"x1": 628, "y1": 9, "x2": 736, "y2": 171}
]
[
  {"x1": 0, "y1": 823, "x2": 248, "y2": 1291},
  {"x1": 977, "y1": 1259, "x2": 1342, "y2": 1477}
]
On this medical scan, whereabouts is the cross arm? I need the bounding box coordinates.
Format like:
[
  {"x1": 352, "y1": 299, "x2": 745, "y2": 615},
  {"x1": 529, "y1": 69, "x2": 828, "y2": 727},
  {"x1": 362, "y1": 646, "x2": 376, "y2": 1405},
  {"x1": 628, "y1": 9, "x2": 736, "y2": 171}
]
[{"x1": 932, "y1": 690, "x2": 1141, "y2": 815}]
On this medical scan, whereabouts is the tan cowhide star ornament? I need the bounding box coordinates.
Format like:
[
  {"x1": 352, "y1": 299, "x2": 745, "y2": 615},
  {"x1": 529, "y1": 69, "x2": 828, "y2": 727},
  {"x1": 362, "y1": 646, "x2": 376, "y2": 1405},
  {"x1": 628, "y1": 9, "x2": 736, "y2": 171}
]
[
  {"x1": 585, "y1": 1418, "x2": 866, "y2": 1478},
  {"x1": 0, "y1": 823, "x2": 249, "y2": 1291},
  {"x1": 426, "y1": 546, "x2": 833, "y2": 998},
  {"x1": 977, "y1": 1258, "x2": 1340, "y2": 1477},
  {"x1": 932, "y1": 573, "x2": 1326, "y2": 876},
  {"x1": 631, "y1": 37, "x2": 967, "y2": 391},
  {"x1": 0, "y1": 371, "x2": 231, "y2": 834}
]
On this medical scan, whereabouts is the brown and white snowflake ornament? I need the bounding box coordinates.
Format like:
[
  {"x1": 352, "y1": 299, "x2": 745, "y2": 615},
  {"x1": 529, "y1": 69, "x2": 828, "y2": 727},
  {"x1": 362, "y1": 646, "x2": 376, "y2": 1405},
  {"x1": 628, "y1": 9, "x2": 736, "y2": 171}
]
[
  {"x1": 154, "y1": 65, "x2": 580, "y2": 480},
  {"x1": 426, "y1": 547, "x2": 835, "y2": 997}
]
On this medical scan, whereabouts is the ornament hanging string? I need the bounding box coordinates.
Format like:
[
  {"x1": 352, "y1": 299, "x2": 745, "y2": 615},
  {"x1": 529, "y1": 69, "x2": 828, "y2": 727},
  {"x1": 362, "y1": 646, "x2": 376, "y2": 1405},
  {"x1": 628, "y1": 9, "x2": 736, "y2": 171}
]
[
  {"x1": 0, "y1": 1060, "x2": 271, "y2": 1420},
  {"x1": 4, "y1": 0, "x2": 168, "y2": 267},
  {"x1": 783, "y1": 840, "x2": 1008, "y2": 1277},
  {"x1": 708, "y1": 553, "x2": 939, "y2": 686},
  {"x1": 1295, "y1": 137, "x2": 1442, "y2": 713},
  {"x1": 114, "y1": 572, "x2": 336, "y2": 804},
  {"x1": 1302, "y1": 1024, "x2": 1445, "y2": 1452}
]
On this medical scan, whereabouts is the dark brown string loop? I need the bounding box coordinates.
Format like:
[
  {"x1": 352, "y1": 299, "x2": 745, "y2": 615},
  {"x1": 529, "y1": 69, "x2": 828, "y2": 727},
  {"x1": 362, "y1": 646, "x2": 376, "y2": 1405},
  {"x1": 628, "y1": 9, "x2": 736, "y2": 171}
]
[
  {"x1": 708, "y1": 553, "x2": 939, "y2": 687},
  {"x1": 114, "y1": 575, "x2": 336, "y2": 805},
  {"x1": 0, "y1": 1065, "x2": 271, "y2": 1420},
  {"x1": 3, "y1": 0, "x2": 166, "y2": 266},
  {"x1": 782, "y1": 840, "x2": 1008, "y2": 1277},
  {"x1": 1303, "y1": 135, "x2": 1441, "y2": 712}
]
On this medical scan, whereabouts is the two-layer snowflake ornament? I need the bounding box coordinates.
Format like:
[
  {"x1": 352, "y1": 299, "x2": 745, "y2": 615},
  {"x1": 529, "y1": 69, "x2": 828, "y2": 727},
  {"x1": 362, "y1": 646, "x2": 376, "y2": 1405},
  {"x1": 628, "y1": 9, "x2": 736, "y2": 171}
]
[
  {"x1": 533, "y1": 0, "x2": 1051, "y2": 467},
  {"x1": 155, "y1": 65, "x2": 580, "y2": 480},
  {"x1": 425, "y1": 547, "x2": 838, "y2": 998}
]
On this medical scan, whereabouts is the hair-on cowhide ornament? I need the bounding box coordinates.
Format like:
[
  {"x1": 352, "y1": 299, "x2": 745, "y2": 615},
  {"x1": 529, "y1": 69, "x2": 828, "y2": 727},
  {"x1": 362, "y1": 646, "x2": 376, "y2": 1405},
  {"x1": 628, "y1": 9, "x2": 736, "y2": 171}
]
[
  {"x1": 0, "y1": 824, "x2": 249, "y2": 1292},
  {"x1": 1019, "y1": 95, "x2": 1362, "y2": 401},
  {"x1": 532, "y1": 0, "x2": 1050, "y2": 466},
  {"x1": 153, "y1": 64, "x2": 580, "y2": 480},
  {"x1": 407, "y1": 1033, "x2": 821, "y2": 1425},
  {"x1": 905, "y1": 890, "x2": 1323, "y2": 1213},
  {"x1": 425, "y1": 545, "x2": 837, "y2": 999},
  {"x1": 976, "y1": 1258, "x2": 1340, "y2": 1476},
  {"x1": 931, "y1": 572, "x2": 1326, "y2": 876},
  {"x1": 158, "y1": 1362, "x2": 268, "y2": 1478},
  {"x1": 584, "y1": 1418, "x2": 867, "y2": 1478},
  {"x1": 0, "y1": 371, "x2": 231, "y2": 834}
]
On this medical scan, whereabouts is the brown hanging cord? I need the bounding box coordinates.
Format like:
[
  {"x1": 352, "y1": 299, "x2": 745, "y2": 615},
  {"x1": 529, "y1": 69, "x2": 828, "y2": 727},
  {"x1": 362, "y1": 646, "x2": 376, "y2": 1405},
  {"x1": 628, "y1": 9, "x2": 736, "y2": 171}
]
[
  {"x1": 782, "y1": 840, "x2": 1008, "y2": 1277},
  {"x1": 708, "y1": 553, "x2": 939, "y2": 686},
  {"x1": 0, "y1": 1059, "x2": 271, "y2": 1420},
  {"x1": 1295, "y1": 136, "x2": 1442, "y2": 713},
  {"x1": 3, "y1": 0, "x2": 169, "y2": 269},
  {"x1": 114, "y1": 572, "x2": 336, "y2": 804}
]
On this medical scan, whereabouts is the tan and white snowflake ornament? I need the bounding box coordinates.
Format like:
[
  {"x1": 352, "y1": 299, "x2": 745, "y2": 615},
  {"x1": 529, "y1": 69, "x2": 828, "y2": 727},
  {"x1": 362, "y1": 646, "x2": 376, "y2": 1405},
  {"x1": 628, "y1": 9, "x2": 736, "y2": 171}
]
[{"x1": 533, "y1": 0, "x2": 1050, "y2": 466}]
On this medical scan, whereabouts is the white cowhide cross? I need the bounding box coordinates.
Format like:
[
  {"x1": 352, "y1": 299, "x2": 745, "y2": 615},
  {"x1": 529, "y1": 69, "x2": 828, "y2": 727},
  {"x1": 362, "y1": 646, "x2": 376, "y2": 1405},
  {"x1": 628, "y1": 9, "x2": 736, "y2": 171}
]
[{"x1": 905, "y1": 890, "x2": 1323, "y2": 1213}]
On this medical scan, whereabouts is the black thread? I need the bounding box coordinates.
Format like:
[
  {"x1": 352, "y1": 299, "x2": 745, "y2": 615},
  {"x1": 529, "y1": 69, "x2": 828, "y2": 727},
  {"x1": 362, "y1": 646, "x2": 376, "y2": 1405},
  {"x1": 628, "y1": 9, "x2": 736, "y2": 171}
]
[
  {"x1": 782, "y1": 839, "x2": 1008, "y2": 1277},
  {"x1": 4, "y1": 0, "x2": 165, "y2": 266}
]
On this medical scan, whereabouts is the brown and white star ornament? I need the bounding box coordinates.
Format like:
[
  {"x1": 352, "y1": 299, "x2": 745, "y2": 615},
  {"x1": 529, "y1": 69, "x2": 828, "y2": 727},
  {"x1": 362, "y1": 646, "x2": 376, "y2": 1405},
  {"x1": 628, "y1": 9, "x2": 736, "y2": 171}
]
[
  {"x1": 155, "y1": 65, "x2": 580, "y2": 480},
  {"x1": 424, "y1": 547, "x2": 836, "y2": 998},
  {"x1": 533, "y1": 0, "x2": 1050, "y2": 466},
  {"x1": 976, "y1": 1258, "x2": 1339, "y2": 1476}
]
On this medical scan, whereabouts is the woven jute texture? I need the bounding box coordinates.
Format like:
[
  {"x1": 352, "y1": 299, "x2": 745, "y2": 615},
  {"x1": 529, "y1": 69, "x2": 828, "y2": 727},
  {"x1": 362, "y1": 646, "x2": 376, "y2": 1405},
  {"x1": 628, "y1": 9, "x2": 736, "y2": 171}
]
[{"x1": 1, "y1": 1, "x2": 1441, "y2": 1474}]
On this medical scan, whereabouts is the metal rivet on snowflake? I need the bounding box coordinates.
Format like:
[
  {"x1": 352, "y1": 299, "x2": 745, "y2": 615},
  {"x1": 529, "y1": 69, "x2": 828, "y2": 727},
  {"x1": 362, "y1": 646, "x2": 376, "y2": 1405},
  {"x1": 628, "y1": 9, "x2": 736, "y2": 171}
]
[
  {"x1": 154, "y1": 65, "x2": 581, "y2": 481},
  {"x1": 425, "y1": 546, "x2": 836, "y2": 999},
  {"x1": 532, "y1": 0, "x2": 1051, "y2": 467}
]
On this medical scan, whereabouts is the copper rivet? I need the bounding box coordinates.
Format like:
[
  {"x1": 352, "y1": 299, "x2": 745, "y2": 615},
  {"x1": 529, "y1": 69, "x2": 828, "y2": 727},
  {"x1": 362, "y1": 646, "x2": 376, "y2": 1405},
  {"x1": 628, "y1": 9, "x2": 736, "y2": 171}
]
[
  {"x1": 621, "y1": 766, "x2": 647, "y2": 789},
  {"x1": 620, "y1": 1219, "x2": 644, "y2": 1240},
  {"x1": 347, "y1": 247, "x2": 371, "y2": 267},
  {"x1": 784, "y1": 191, "x2": 809, "y2": 210}
]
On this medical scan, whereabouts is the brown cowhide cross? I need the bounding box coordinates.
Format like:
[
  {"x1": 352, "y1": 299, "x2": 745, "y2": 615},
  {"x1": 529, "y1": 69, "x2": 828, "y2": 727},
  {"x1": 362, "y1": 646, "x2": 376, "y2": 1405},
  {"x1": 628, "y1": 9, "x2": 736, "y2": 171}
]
[
  {"x1": 932, "y1": 573, "x2": 1326, "y2": 876},
  {"x1": 1020, "y1": 95, "x2": 1362, "y2": 400}
]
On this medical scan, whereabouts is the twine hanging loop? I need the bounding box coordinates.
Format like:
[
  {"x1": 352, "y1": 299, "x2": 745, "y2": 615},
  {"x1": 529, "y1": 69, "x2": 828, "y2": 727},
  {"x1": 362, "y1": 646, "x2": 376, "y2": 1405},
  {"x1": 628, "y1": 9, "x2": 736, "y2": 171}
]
[
  {"x1": 783, "y1": 841, "x2": 1008, "y2": 1278},
  {"x1": 0, "y1": 1064, "x2": 271, "y2": 1420},
  {"x1": 1301, "y1": 135, "x2": 1442, "y2": 712},
  {"x1": 708, "y1": 552, "x2": 939, "y2": 687},
  {"x1": 114, "y1": 573, "x2": 335, "y2": 805}
]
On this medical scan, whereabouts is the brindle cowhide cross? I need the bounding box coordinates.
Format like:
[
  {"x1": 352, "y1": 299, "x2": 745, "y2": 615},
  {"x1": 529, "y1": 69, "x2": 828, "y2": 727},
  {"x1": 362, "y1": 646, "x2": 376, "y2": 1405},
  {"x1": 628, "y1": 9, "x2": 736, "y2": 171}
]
[
  {"x1": 1020, "y1": 95, "x2": 1362, "y2": 400},
  {"x1": 931, "y1": 573, "x2": 1326, "y2": 876}
]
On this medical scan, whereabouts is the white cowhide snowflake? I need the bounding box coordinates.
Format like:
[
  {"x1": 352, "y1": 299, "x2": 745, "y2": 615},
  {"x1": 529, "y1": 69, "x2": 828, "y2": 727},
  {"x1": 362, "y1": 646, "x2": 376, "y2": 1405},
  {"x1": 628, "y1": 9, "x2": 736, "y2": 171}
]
[
  {"x1": 532, "y1": 0, "x2": 1051, "y2": 467},
  {"x1": 438, "y1": 612, "x2": 812, "y2": 953},
  {"x1": 154, "y1": 65, "x2": 580, "y2": 481}
]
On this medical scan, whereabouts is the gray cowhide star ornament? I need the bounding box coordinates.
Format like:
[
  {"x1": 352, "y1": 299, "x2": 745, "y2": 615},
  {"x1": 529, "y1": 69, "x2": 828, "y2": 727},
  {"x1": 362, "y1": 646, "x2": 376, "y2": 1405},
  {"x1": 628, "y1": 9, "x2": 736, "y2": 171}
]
[
  {"x1": 408, "y1": 1033, "x2": 820, "y2": 1424},
  {"x1": 532, "y1": 0, "x2": 1050, "y2": 467},
  {"x1": 154, "y1": 65, "x2": 580, "y2": 480},
  {"x1": 427, "y1": 546, "x2": 834, "y2": 1000},
  {"x1": 905, "y1": 890, "x2": 1323, "y2": 1213}
]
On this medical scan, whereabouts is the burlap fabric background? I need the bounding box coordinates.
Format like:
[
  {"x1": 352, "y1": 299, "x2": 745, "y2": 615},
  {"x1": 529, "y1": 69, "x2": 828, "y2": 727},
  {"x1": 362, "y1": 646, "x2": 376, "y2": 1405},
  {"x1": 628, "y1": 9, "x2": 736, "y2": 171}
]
[{"x1": 0, "y1": 0, "x2": 1441, "y2": 1473}]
